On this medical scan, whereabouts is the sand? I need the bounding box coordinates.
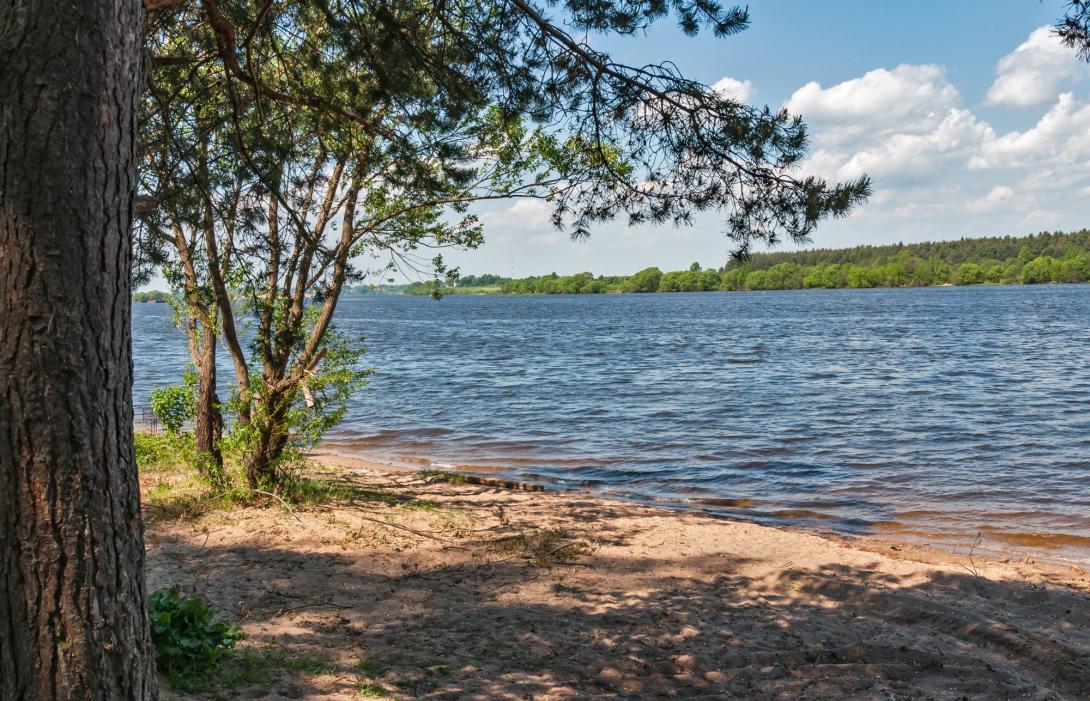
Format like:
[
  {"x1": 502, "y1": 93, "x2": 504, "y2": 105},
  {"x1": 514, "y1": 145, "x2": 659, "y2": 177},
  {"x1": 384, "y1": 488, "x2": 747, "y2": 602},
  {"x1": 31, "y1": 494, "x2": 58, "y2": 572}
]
[{"x1": 147, "y1": 453, "x2": 1090, "y2": 700}]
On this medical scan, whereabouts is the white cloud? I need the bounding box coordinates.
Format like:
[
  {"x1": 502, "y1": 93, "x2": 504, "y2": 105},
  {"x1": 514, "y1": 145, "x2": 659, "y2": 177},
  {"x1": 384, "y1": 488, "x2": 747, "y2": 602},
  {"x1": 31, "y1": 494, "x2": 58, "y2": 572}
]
[
  {"x1": 832, "y1": 108, "x2": 993, "y2": 183},
  {"x1": 786, "y1": 64, "x2": 959, "y2": 144},
  {"x1": 783, "y1": 45, "x2": 1090, "y2": 239},
  {"x1": 967, "y1": 185, "x2": 1015, "y2": 212},
  {"x1": 461, "y1": 29, "x2": 1090, "y2": 275},
  {"x1": 985, "y1": 27, "x2": 1088, "y2": 107},
  {"x1": 972, "y1": 92, "x2": 1090, "y2": 169},
  {"x1": 479, "y1": 199, "x2": 554, "y2": 241},
  {"x1": 786, "y1": 64, "x2": 992, "y2": 186},
  {"x1": 1020, "y1": 208, "x2": 1063, "y2": 226},
  {"x1": 711, "y1": 76, "x2": 755, "y2": 103}
]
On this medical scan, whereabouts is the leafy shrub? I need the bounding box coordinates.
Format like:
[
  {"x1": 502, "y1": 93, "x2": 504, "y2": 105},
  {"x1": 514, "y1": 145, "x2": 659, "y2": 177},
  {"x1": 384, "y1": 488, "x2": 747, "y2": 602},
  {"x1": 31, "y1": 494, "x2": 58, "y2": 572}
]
[
  {"x1": 955, "y1": 262, "x2": 985, "y2": 286},
  {"x1": 149, "y1": 586, "x2": 244, "y2": 690},
  {"x1": 1022, "y1": 255, "x2": 1059, "y2": 284},
  {"x1": 134, "y1": 431, "x2": 195, "y2": 473},
  {"x1": 149, "y1": 385, "x2": 193, "y2": 435}
]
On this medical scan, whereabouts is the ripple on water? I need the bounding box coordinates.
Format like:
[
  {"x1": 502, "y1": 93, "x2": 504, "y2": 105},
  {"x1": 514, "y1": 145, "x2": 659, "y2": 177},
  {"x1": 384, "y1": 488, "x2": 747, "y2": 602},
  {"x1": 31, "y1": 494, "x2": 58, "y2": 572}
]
[{"x1": 132, "y1": 285, "x2": 1090, "y2": 564}]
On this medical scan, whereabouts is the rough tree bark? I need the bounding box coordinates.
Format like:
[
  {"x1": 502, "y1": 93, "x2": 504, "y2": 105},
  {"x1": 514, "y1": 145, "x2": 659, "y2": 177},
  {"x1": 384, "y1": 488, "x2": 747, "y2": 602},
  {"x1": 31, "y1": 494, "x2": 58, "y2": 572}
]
[
  {"x1": 243, "y1": 393, "x2": 293, "y2": 489},
  {"x1": 193, "y1": 326, "x2": 224, "y2": 477},
  {"x1": 0, "y1": 0, "x2": 156, "y2": 699}
]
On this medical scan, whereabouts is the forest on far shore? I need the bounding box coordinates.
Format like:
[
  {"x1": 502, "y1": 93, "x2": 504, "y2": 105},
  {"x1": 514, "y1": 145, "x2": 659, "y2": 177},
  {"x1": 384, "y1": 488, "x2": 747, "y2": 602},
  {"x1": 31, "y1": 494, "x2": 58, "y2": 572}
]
[{"x1": 402, "y1": 229, "x2": 1090, "y2": 295}]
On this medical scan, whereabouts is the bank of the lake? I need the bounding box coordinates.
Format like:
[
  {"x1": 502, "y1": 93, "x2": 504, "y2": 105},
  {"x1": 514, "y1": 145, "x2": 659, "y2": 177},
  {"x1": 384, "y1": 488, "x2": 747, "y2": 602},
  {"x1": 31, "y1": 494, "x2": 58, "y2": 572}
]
[
  {"x1": 147, "y1": 454, "x2": 1090, "y2": 700},
  {"x1": 135, "y1": 284, "x2": 1090, "y2": 567},
  {"x1": 400, "y1": 229, "x2": 1090, "y2": 296}
]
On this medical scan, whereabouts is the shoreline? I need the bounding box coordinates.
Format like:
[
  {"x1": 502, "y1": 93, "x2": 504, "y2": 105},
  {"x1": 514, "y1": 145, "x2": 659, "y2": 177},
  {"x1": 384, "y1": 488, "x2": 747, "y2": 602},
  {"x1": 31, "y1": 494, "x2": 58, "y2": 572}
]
[
  {"x1": 312, "y1": 447, "x2": 1090, "y2": 570},
  {"x1": 148, "y1": 452, "x2": 1090, "y2": 699}
]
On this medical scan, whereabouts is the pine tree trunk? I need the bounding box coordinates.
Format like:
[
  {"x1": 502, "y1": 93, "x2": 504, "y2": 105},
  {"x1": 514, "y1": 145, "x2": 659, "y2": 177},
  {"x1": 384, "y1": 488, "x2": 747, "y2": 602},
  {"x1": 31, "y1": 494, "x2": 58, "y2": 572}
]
[
  {"x1": 194, "y1": 327, "x2": 224, "y2": 477},
  {"x1": 0, "y1": 0, "x2": 155, "y2": 699}
]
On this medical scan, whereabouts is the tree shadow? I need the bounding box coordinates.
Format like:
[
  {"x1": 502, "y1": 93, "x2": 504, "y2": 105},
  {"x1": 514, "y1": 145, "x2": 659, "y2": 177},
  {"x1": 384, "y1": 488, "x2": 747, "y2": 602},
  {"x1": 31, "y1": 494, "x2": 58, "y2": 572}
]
[{"x1": 148, "y1": 529, "x2": 1090, "y2": 700}]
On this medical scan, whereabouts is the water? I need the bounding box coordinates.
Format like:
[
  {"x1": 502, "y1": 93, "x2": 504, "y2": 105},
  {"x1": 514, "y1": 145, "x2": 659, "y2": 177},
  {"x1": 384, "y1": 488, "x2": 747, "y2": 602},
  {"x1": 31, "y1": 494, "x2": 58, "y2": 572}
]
[{"x1": 133, "y1": 285, "x2": 1090, "y2": 563}]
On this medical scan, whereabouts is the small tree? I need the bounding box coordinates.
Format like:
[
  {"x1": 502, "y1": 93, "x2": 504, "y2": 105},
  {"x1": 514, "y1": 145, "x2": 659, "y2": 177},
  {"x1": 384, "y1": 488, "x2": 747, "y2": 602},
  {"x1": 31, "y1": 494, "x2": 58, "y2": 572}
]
[
  {"x1": 139, "y1": 0, "x2": 873, "y2": 490},
  {"x1": 150, "y1": 385, "x2": 194, "y2": 435}
]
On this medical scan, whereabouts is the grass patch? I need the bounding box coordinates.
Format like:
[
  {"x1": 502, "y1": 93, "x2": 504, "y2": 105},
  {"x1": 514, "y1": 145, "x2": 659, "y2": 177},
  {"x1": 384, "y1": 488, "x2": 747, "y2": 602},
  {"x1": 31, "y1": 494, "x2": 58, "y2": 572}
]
[
  {"x1": 184, "y1": 644, "x2": 337, "y2": 692},
  {"x1": 136, "y1": 431, "x2": 197, "y2": 475},
  {"x1": 279, "y1": 476, "x2": 447, "y2": 512},
  {"x1": 348, "y1": 484, "x2": 447, "y2": 512},
  {"x1": 356, "y1": 682, "x2": 390, "y2": 698},
  {"x1": 356, "y1": 657, "x2": 382, "y2": 675},
  {"x1": 141, "y1": 468, "x2": 253, "y2": 522},
  {"x1": 421, "y1": 469, "x2": 467, "y2": 485},
  {"x1": 137, "y1": 431, "x2": 451, "y2": 525},
  {"x1": 486, "y1": 527, "x2": 596, "y2": 566},
  {"x1": 279, "y1": 475, "x2": 370, "y2": 505}
]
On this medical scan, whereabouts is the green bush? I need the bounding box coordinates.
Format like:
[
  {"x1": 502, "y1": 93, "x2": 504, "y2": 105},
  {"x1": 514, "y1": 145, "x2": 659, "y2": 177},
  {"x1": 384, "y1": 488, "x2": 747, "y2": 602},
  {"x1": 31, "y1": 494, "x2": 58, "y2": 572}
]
[
  {"x1": 134, "y1": 431, "x2": 195, "y2": 473},
  {"x1": 955, "y1": 262, "x2": 985, "y2": 286},
  {"x1": 149, "y1": 385, "x2": 193, "y2": 435},
  {"x1": 149, "y1": 586, "x2": 244, "y2": 691},
  {"x1": 622, "y1": 266, "x2": 663, "y2": 293},
  {"x1": 1022, "y1": 255, "x2": 1059, "y2": 284}
]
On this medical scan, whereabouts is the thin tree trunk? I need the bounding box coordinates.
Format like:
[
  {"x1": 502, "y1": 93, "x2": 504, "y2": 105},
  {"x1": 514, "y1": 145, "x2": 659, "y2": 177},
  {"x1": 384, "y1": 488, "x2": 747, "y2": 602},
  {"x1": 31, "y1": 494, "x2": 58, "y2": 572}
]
[
  {"x1": 243, "y1": 393, "x2": 292, "y2": 489},
  {"x1": 0, "y1": 0, "x2": 155, "y2": 698},
  {"x1": 193, "y1": 323, "x2": 224, "y2": 477}
]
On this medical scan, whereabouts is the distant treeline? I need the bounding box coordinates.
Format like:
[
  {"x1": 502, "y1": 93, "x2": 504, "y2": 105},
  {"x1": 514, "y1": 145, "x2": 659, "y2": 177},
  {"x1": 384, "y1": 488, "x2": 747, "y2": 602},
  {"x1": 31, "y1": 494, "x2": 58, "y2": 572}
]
[
  {"x1": 343, "y1": 283, "x2": 412, "y2": 295},
  {"x1": 132, "y1": 290, "x2": 173, "y2": 303},
  {"x1": 403, "y1": 274, "x2": 514, "y2": 295},
  {"x1": 406, "y1": 229, "x2": 1090, "y2": 295}
]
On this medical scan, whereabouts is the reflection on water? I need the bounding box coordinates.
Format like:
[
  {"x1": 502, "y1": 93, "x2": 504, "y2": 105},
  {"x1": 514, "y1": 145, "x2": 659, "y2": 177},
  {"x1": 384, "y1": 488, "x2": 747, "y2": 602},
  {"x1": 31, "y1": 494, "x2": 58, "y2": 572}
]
[{"x1": 133, "y1": 285, "x2": 1090, "y2": 564}]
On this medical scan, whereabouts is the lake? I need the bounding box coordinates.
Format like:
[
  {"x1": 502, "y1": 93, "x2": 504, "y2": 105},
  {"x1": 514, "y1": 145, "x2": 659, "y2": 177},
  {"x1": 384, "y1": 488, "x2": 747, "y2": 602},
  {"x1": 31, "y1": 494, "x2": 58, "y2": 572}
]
[{"x1": 133, "y1": 285, "x2": 1090, "y2": 563}]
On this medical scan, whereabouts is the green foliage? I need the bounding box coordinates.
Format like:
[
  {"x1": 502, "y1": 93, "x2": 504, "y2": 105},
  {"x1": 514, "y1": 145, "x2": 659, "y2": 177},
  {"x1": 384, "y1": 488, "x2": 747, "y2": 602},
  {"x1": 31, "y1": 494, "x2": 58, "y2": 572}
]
[
  {"x1": 221, "y1": 325, "x2": 371, "y2": 488},
  {"x1": 955, "y1": 263, "x2": 985, "y2": 286},
  {"x1": 135, "y1": 431, "x2": 197, "y2": 474},
  {"x1": 434, "y1": 229, "x2": 1090, "y2": 295},
  {"x1": 623, "y1": 267, "x2": 664, "y2": 293},
  {"x1": 133, "y1": 289, "x2": 173, "y2": 303},
  {"x1": 148, "y1": 587, "x2": 244, "y2": 691},
  {"x1": 718, "y1": 266, "x2": 748, "y2": 290},
  {"x1": 421, "y1": 469, "x2": 468, "y2": 484},
  {"x1": 1057, "y1": 1, "x2": 1090, "y2": 62},
  {"x1": 1022, "y1": 256, "x2": 1060, "y2": 284},
  {"x1": 212, "y1": 645, "x2": 337, "y2": 688},
  {"x1": 356, "y1": 681, "x2": 390, "y2": 698},
  {"x1": 149, "y1": 384, "x2": 194, "y2": 435},
  {"x1": 659, "y1": 268, "x2": 720, "y2": 292}
]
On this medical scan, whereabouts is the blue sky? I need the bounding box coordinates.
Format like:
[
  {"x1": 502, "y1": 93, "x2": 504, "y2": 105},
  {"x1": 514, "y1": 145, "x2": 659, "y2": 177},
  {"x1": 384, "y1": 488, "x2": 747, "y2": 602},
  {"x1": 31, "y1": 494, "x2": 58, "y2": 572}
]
[{"x1": 424, "y1": 0, "x2": 1090, "y2": 279}]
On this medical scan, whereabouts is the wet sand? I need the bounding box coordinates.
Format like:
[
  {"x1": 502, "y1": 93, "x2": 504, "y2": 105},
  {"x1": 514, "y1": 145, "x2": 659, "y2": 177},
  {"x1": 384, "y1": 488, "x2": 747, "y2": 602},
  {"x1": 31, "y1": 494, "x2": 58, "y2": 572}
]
[{"x1": 149, "y1": 453, "x2": 1090, "y2": 700}]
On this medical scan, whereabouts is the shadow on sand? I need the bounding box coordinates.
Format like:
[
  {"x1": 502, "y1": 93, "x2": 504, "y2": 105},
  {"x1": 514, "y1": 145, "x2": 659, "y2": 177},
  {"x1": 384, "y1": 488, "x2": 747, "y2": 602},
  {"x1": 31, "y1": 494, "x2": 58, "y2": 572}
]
[{"x1": 149, "y1": 518, "x2": 1090, "y2": 700}]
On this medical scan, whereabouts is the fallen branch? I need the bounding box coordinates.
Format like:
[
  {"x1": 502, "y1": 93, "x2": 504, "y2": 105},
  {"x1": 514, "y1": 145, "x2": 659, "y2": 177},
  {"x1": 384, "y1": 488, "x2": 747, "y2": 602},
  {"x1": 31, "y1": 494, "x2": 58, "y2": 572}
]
[
  {"x1": 270, "y1": 600, "x2": 354, "y2": 615},
  {"x1": 252, "y1": 489, "x2": 304, "y2": 524},
  {"x1": 959, "y1": 532, "x2": 984, "y2": 580},
  {"x1": 353, "y1": 513, "x2": 470, "y2": 550}
]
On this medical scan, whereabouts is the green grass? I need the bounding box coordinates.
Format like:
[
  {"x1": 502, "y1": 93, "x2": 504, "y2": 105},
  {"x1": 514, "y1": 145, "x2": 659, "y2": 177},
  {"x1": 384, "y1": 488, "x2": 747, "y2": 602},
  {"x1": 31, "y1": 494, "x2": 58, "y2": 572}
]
[
  {"x1": 353, "y1": 658, "x2": 390, "y2": 698},
  {"x1": 197, "y1": 645, "x2": 337, "y2": 691},
  {"x1": 160, "y1": 641, "x2": 337, "y2": 693},
  {"x1": 137, "y1": 431, "x2": 444, "y2": 520},
  {"x1": 446, "y1": 285, "x2": 503, "y2": 295},
  {"x1": 356, "y1": 682, "x2": 390, "y2": 698},
  {"x1": 135, "y1": 431, "x2": 196, "y2": 474},
  {"x1": 279, "y1": 475, "x2": 371, "y2": 505},
  {"x1": 421, "y1": 469, "x2": 467, "y2": 485},
  {"x1": 355, "y1": 658, "x2": 381, "y2": 675}
]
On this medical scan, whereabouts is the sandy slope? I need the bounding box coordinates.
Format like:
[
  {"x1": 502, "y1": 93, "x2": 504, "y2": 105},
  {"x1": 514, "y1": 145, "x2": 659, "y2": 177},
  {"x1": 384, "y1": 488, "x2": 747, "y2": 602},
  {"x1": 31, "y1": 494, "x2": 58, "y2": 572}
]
[{"x1": 148, "y1": 453, "x2": 1090, "y2": 700}]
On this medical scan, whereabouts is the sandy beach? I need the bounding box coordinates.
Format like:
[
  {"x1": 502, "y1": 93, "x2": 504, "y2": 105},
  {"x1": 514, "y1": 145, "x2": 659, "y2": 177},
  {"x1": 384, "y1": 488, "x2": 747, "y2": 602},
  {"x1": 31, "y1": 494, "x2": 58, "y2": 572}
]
[{"x1": 147, "y1": 452, "x2": 1090, "y2": 700}]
